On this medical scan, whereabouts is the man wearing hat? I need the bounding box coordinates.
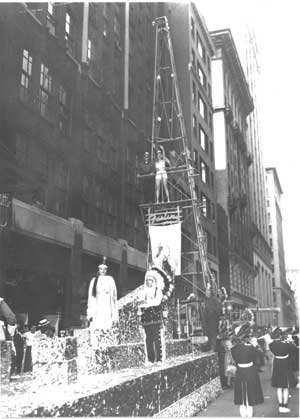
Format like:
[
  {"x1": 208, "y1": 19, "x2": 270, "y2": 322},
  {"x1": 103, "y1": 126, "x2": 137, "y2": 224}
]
[
  {"x1": 139, "y1": 151, "x2": 155, "y2": 203},
  {"x1": 34, "y1": 319, "x2": 51, "y2": 339},
  {"x1": 87, "y1": 257, "x2": 118, "y2": 331},
  {"x1": 204, "y1": 284, "x2": 223, "y2": 352},
  {"x1": 138, "y1": 265, "x2": 174, "y2": 364}
]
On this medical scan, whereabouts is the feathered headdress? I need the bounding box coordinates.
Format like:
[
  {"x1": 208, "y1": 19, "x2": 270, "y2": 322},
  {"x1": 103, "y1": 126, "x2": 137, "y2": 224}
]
[{"x1": 145, "y1": 265, "x2": 174, "y2": 303}]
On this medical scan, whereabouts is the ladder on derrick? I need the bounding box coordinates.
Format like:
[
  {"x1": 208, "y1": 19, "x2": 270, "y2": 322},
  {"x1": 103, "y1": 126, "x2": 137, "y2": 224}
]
[{"x1": 139, "y1": 16, "x2": 216, "y2": 298}]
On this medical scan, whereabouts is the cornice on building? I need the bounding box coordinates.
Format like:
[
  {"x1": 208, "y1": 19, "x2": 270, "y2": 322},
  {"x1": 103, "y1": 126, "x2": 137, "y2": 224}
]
[
  {"x1": 210, "y1": 28, "x2": 254, "y2": 116},
  {"x1": 191, "y1": 2, "x2": 215, "y2": 56},
  {"x1": 266, "y1": 167, "x2": 283, "y2": 195}
]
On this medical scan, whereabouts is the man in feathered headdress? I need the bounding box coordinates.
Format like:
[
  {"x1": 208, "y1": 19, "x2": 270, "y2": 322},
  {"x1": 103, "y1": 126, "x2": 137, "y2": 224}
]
[
  {"x1": 138, "y1": 264, "x2": 174, "y2": 364},
  {"x1": 87, "y1": 257, "x2": 118, "y2": 331}
]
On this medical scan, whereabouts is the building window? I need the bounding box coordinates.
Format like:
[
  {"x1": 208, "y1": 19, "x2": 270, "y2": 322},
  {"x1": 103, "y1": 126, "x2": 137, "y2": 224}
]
[
  {"x1": 193, "y1": 114, "x2": 197, "y2": 136},
  {"x1": 207, "y1": 83, "x2": 212, "y2": 101},
  {"x1": 208, "y1": 112, "x2": 213, "y2": 130},
  {"x1": 103, "y1": 20, "x2": 108, "y2": 39},
  {"x1": 192, "y1": 81, "x2": 196, "y2": 104},
  {"x1": 65, "y1": 12, "x2": 70, "y2": 36},
  {"x1": 207, "y1": 56, "x2": 211, "y2": 73},
  {"x1": 193, "y1": 149, "x2": 198, "y2": 167},
  {"x1": 199, "y1": 125, "x2": 208, "y2": 152},
  {"x1": 201, "y1": 193, "x2": 210, "y2": 218},
  {"x1": 210, "y1": 141, "x2": 214, "y2": 161},
  {"x1": 65, "y1": 12, "x2": 75, "y2": 55},
  {"x1": 200, "y1": 159, "x2": 209, "y2": 184},
  {"x1": 46, "y1": 2, "x2": 56, "y2": 35},
  {"x1": 20, "y1": 49, "x2": 32, "y2": 102},
  {"x1": 87, "y1": 39, "x2": 93, "y2": 61},
  {"x1": 58, "y1": 85, "x2": 70, "y2": 135},
  {"x1": 211, "y1": 203, "x2": 216, "y2": 222},
  {"x1": 48, "y1": 2, "x2": 53, "y2": 15},
  {"x1": 191, "y1": 49, "x2": 195, "y2": 67},
  {"x1": 39, "y1": 63, "x2": 52, "y2": 117},
  {"x1": 190, "y1": 17, "x2": 195, "y2": 40},
  {"x1": 196, "y1": 32, "x2": 203, "y2": 56},
  {"x1": 198, "y1": 93, "x2": 206, "y2": 120},
  {"x1": 269, "y1": 238, "x2": 273, "y2": 247},
  {"x1": 268, "y1": 225, "x2": 272, "y2": 234},
  {"x1": 211, "y1": 172, "x2": 214, "y2": 188},
  {"x1": 114, "y1": 13, "x2": 121, "y2": 48},
  {"x1": 197, "y1": 61, "x2": 206, "y2": 88},
  {"x1": 103, "y1": 2, "x2": 108, "y2": 18}
]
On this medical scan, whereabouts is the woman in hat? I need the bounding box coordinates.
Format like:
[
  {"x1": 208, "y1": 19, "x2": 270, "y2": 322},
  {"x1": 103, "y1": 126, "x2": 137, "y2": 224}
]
[
  {"x1": 231, "y1": 322, "x2": 264, "y2": 417},
  {"x1": 87, "y1": 257, "x2": 118, "y2": 331},
  {"x1": 269, "y1": 327, "x2": 296, "y2": 413}
]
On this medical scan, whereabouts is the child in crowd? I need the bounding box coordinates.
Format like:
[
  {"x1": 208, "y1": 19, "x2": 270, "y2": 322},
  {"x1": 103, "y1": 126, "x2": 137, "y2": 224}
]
[{"x1": 223, "y1": 337, "x2": 236, "y2": 388}]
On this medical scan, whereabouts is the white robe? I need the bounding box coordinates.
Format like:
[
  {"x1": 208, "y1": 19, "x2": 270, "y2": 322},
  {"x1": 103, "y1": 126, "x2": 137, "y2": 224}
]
[{"x1": 87, "y1": 275, "x2": 118, "y2": 331}]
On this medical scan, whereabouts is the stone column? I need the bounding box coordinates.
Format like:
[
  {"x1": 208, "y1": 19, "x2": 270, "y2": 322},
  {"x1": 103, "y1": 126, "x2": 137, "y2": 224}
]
[
  {"x1": 119, "y1": 240, "x2": 128, "y2": 294},
  {"x1": 0, "y1": 194, "x2": 11, "y2": 296},
  {"x1": 64, "y1": 218, "x2": 83, "y2": 328}
]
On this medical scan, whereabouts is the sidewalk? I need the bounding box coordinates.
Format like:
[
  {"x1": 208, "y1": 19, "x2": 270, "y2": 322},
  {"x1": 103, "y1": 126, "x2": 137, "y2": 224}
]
[{"x1": 195, "y1": 369, "x2": 299, "y2": 417}]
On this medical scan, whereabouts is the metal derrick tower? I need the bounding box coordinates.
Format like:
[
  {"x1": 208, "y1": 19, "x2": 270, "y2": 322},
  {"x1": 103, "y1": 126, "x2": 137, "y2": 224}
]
[{"x1": 139, "y1": 16, "x2": 216, "y2": 299}]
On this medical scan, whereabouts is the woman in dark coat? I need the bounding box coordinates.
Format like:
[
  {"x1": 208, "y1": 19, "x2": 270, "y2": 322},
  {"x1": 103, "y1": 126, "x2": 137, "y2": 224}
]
[
  {"x1": 291, "y1": 327, "x2": 299, "y2": 384},
  {"x1": 269, "y1": 328, "x2": 296, "y2": 413},
  {"x1": 231, "y1": 323, "x2": 264, "y2": 418}
]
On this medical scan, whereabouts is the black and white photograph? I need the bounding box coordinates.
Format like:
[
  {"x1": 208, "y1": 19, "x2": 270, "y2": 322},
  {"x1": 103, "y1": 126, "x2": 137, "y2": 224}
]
[{"x1": 0, "y1": 1, "x2": 299, "y2": 417}]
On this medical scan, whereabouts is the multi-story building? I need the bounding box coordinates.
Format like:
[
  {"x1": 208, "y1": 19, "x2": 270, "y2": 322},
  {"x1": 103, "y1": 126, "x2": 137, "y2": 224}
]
[
  {"x1": 266, "y1": 167, "x2": 296, "y2": 326},
  {"x1": 161, "y1": 3, "x2": 218, "y2": 297},
  {"x1": 210, "y1": 29, "x2": 257, "y2": 311},
  {"x1": 243, "y1": 30, "x2": 273, "y2": 325},
  {"x1": 286, "y1": 269, "x2": 299, "y2": 325},
  {"x1": 0, "y1": 2, "x2": 158, "y2": 327}
]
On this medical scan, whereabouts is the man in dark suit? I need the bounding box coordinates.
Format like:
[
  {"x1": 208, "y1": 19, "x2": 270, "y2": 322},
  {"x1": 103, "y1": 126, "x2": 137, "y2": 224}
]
[{"x1": 204, "y1": 286, "x2": 223, "y2": 351}]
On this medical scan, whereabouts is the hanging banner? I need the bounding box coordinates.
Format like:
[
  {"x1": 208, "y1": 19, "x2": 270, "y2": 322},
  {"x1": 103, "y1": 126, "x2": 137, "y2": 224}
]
[{"x1": 149, "y1": 222, "x2": 181, "y2": 275}]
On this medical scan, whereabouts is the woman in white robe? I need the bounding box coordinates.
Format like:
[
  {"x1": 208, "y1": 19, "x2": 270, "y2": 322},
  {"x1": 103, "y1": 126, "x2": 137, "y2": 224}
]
[{"x1": 87, "y1": 258, "x2": 118, "y2": 331}]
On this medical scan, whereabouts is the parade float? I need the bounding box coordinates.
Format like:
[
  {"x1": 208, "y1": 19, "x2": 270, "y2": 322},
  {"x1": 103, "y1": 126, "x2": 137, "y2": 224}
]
[{"x1": 1, "y1": 17, "x2": 223, "y2": 417}]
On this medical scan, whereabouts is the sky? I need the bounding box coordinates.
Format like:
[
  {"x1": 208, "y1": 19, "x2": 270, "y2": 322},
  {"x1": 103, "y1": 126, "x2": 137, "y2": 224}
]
[{"x1": 196, "y1": 0, "x2": 300, "y2": 271}]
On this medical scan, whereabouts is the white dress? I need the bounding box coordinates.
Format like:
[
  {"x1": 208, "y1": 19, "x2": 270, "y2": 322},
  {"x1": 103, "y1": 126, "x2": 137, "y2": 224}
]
[{"x1": 87, "y1": 275, "x2": 118, "y2": 331}]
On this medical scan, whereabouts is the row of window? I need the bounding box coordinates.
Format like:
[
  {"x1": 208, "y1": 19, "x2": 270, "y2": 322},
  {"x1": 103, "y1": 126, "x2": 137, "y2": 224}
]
[
  {"x1": 29, "y1": 2, "x2": 121, "y2": 63},
  {"x1": 191, "y1": 51, "x2": 211, "y2": 100},
  {"x1": 192, "y1": 95, "x2": 213, "y2": 133},
  {"x1": 231, "y1": 265, "x2": 255, "y2": 297},
  {"x1": 199, "y1": 192, "x2": 216, "y2": 221},
  {"x1": 192, "y1": 115, "x2": 214, "y2": 159},
  {"x1": 193, "y1": 151, "x2": 214, "y2": 187},
  {"x1": 20, "y1": 49, "x2": 70, "y2": 132},
  {"x1": 190, "y1": 17, "x2": 211, "y2": 73}
]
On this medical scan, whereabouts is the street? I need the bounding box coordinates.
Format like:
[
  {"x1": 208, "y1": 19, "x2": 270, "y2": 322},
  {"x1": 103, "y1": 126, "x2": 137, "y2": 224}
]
[{"x1": 195, "y1": 369, "x2": 299, "y2": 417}]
